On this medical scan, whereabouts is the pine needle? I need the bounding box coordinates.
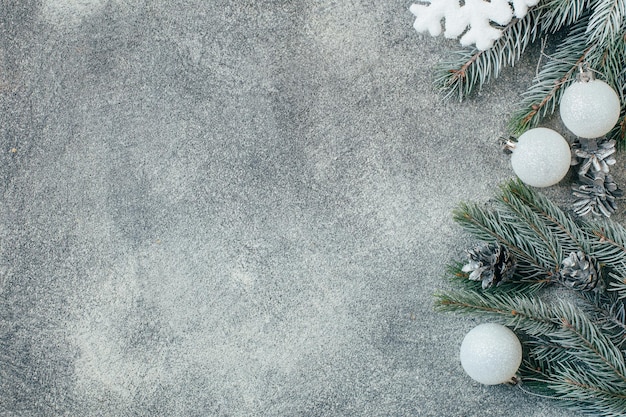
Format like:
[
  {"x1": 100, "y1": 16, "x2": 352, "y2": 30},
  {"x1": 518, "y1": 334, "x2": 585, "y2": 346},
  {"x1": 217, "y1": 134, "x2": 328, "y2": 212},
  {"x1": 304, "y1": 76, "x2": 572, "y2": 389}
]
[
  {"x1": 425, "y1": 0, "x2": 626, "y2": 139},
  {"x1": 434, "y1": 10, "x2": 542, "y2": 101},
  {"x1": 508, "y1": 16, "x2": 591, "y2": 134},
  {"x1": 440, "y1": 180, "x2": 626, "y2": 416}
]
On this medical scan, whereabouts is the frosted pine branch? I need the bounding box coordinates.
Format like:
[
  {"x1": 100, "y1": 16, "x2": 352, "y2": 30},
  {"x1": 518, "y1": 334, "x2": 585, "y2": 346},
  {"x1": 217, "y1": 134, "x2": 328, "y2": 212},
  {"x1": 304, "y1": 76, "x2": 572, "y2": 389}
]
[{"x1": 440, "y1": 180, "x2": 626, "y2": 415}]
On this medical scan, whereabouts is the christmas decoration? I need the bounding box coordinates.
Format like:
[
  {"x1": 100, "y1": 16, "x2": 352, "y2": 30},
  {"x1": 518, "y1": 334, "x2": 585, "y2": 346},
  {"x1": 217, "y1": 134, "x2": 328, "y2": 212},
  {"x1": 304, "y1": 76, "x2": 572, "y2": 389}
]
[
  {"x1": 557, "y1": 251, "x2": 602, "y2": 292},
  {"x1": 438, "y1": 180, "x2": 626, "y2": 416},
  {"x1": 559, "y1": 68, "x2": 621, "y2": 139},
  {"x1": 572, "y1": 172, "x2": 622, "y2": 217},
  {"x1": 506, "y1": 127, "x2": 571, "y2": 188},
  {"x1": 572, "y1": 138, "x2": 616, "y2": 177},
  {"x1": 462, "y1": 242, "x2": 515, "y2": 289},
  {"x1": 459, "y1": 323, "x2": 522, "y2": 385},
  {"x1": 409, "y1": 0, "x2": 539, "y2": 50},
  {"x1": 571, "y1": 138, "x2": 622, "y2": 217},
  {"x1": 411, "y1": 1, "x2": 626, "y2": 143}
]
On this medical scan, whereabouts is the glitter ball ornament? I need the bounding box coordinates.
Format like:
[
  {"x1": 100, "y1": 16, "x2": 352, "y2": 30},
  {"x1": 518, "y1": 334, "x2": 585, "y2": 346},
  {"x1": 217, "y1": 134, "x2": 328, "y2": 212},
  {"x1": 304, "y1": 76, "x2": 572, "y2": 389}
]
[
  {"x1": 508, "y1": 128, "x2": 571, "y2": 188},
  {"x1": 460, "y1": 323, "x2": 522, "y2": 385},
  {"x1": 560, "y1": 75, "x2": 621, "y2": 139}
]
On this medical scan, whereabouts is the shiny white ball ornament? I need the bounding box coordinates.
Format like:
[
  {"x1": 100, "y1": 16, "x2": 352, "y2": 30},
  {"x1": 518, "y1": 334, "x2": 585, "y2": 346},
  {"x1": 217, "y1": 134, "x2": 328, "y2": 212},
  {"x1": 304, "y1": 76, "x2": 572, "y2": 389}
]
[
  {"x1": 460, "y1": 323, "x2": 522, "y2": 385},
  {"x1": 510, "y1": 127, "x2": 571, "y2": 188},
  {"x1": 560, "y1": 79, "x2": 621, "y2": 138}
]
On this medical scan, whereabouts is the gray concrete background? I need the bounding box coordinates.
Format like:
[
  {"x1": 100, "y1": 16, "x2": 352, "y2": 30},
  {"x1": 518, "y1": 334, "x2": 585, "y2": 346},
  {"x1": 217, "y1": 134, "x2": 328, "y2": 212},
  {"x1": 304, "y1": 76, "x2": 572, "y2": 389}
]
[{"x1": 1, "y1": 1, "x2": 609, "y2": 416}]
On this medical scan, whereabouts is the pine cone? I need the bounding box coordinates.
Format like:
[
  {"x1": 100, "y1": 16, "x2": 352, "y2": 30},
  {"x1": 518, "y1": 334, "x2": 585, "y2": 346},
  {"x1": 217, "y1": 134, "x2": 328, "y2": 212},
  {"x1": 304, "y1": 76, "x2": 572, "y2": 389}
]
[
  {"x1": 572, "y1": 172, "x2": 622, "y2": 217},
  {"x1": 462, "y1": 243, "x2": 516, "y2": 289},
  {"x1": 558, "y1": 251, "x2": 601, "y2": 292},
  {"x1": 572, "y1": 138, "x2": 616, "y2": 176}
]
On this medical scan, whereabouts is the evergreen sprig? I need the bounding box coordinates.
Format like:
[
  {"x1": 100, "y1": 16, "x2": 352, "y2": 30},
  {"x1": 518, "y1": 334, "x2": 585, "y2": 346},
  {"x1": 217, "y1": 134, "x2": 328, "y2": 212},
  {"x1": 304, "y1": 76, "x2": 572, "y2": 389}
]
[
  {"x1": 433, "y1": 0, "x2": 626, "y2": 142},
  {"x1": 508, "y1": 16, "x2": 591, "y2": 134},
  {"x1": 435, "y1": 9, "x2": 542, "y2": 101},
  {"x1": 586, "y1": 0, "x2": 626, "y2": 46},
  {"x1": 537, "y1": 0, "x2": 591, "y2": 32},
  {"x1": 438, "y1": 179, "x2": 626, "y2": 416}
]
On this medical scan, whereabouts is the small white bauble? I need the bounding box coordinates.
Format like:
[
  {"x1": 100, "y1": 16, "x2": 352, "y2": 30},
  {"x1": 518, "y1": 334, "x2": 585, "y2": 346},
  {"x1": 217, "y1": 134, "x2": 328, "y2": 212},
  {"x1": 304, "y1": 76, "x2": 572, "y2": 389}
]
[
  {"x1": 560, "y1": 79, "x2": 621, "y2": 138},
  {"x1": 460, "y1": 323, "x2": 522, "y2": 385},
  {"x1": 510, "y1": 127, "x2": 571, "y2": 188}
]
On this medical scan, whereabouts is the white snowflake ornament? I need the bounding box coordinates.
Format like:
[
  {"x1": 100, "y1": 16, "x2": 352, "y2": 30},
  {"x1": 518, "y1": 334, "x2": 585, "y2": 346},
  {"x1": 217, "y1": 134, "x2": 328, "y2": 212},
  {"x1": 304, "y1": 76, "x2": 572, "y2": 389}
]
[
  {"x1": 509, "y1": 0, "x2": 539, "y2": 18},
  {"x1": 410, "y1": 0, "x2": 539, "y2": 50}
]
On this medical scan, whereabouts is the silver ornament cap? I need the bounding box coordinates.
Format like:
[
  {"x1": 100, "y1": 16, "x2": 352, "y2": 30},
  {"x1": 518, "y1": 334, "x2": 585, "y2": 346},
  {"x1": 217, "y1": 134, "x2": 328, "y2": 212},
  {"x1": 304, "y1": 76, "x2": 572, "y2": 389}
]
[
  {"x1": 460, "y1": 323, "x2": 522, "y2": 385},
  {"x1": 560, "y1": 79, "x2": 621, "y2": 139}
]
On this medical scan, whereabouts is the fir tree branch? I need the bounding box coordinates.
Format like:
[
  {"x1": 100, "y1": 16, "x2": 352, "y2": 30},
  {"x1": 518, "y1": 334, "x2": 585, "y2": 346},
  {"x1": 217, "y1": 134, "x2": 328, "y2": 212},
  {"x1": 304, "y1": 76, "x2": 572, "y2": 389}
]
[
  {"x1": 536, "y1": 0, "x2": 591, "y2": 32},
  {"x1": 550, "y1": 366, "x2": 626, "y2": 415},
  {"x1": 556, "y1": 312, "x2": 626, "y2": 386},
  {"x1": 600, "y1": 29, "x2": 626, "y2": 143},
  {"x1": 508, "y1": 16, "x2": 591, "y2": 134},
  {"x1": 586, "y1": 221, "x2": 626, "y2": 267},
  {"x1": 422, "y1": 0, "x2": 625, "y2": 137},
  {"x1": 527, "y1": 337, "x2": 577, "y2": 372},
  {"x1": 499, "y1": 195, "x2": 561, "y2": 266},
  {"x1": 608, "y1": 272, "x2": 626, "y2": 300},
  {"x1": 587, "y1": 0, "x2": 626, "y2": 47},
  {"x1": 501, "y1": 180, "x2": 591, "y2": 256},
  {"x1": 589, "y1": 290, "x2": 626, "y2": 349},
  {"x1": 441, "y1": 181, "x2": 626, "y2": 415},
  {"x1": 435, "y1": 9, "x2": 542, "y2": 101},
  {"x1": 437, "y1": 286, "x2": 626, "y2": 412},
  {"x1": 517, "y1": 362, "x2": 562, "y2": 397},
  {"x1": 611, "y1": 112, "x2": 626, "y2": 144},
  {"x1": 436, "y1": 290, "x2": 563, "y2": 334},
  {"x1": 452, "y1": 202, "x2": 554, "y2": 277},
  {"x1": 509, "y1": 9, "x2": 625, "y2": 135},
  {"x1": 586, "y1": 22, "x2": 626, "y2": 99}
]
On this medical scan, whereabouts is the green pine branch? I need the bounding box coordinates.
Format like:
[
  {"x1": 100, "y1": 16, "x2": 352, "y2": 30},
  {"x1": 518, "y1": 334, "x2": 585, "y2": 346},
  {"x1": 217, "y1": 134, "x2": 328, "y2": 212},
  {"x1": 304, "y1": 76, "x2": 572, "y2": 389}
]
[
  {"x1": 508, "y1": 16, "x2": 591, "y2": 134},
  {"x1": 549, "y1": 365, "x2": 626, "y2": 415},
  {"x1": 509, "y1": 3, "x2": 626, "y2": 137},
  {"x1": 586, "y1": 219, "x2": 626, "y2": 270},
  {"x1": 452, "y1": 179, "x2": 597, "y2": 279},
  {"x1": 439, "y1": 180, "x2": 626, "y2": 416},
  {"x1": 613, "y1": 111, "x2": 626, "y2": 146},
  {"x1": 453, "y1": 201, "x2": 555, "y2": 278},
  {"x1": 609, "y1": 273, "x2": 626, "y2": 300},
  {"x1": 553, "y1": 305, "x2": 626, "y2": 386},
  {"x1": 525, "y1": 337, "x2": 577, "y2": 375},
  {"x1": 587, "y1": 0, "x2": 626, "y2": 47},
  {"x1": 434, "y1": 9, "x2": 542, "y2": 101},
  {"x1": 500, "y1": 180, "x2": 591, "y2": 255},
  {"x1": 536, "y1": 0, "x2": 591, "y2": 32},
  {"x1": 429, "y1": 0, "x2": 626, "y2": 141},
  {"x1": 582, "y1": 290, "x2": 626, "y2": 352}
]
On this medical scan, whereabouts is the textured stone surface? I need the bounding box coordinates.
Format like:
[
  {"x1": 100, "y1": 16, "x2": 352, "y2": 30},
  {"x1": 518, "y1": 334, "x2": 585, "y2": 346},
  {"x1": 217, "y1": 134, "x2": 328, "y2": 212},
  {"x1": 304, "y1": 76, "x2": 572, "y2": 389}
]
[{"x1": 0, "y1": 1, "x2": 587, "y2": 416}]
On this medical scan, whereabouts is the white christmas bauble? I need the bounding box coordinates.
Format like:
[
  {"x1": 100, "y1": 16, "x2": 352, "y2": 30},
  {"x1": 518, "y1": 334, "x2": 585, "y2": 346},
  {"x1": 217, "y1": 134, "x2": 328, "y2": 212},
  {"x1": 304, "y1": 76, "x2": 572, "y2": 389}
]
[
  {"x1": 510, "y1": 127, "x2": 571, "y2": 188},
  {"x1": 460, "y1": 323, "x2": 522, "y2": 385},
  {"x1": 560, "y1": 79, "x2": 621, "y2": 138}
]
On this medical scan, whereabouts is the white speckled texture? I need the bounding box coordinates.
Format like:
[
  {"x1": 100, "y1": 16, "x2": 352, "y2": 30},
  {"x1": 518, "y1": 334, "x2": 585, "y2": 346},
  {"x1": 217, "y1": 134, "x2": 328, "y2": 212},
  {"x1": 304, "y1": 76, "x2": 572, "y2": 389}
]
[
  {"x1": 511, "y1": 128, "x2": 571, "y2": 187},
  {"x1": 460, "y1": 323, "x2": 522, "y2": 385},
  {"x1": 560, "y1": 79, "x2": 621, "y2": 138},
  {"x1": 0, "y1": 1, "x2": 602, "y2": 416}
]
